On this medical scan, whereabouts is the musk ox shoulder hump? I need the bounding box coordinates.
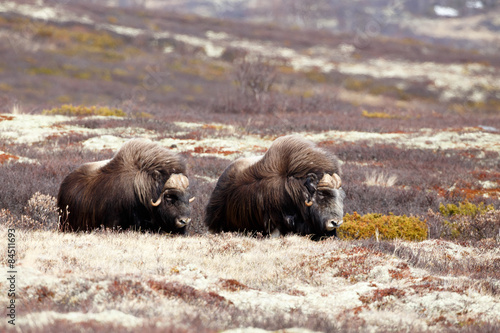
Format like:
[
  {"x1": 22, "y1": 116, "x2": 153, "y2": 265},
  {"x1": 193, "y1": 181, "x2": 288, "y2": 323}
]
[
  {"x1": 83, "y1": 159, "x2": 111, "y2": 173},
  {"x1": 108, "y1": 138, "x2": 186, "y2": 175},
  {"x1": 257, "y1": 134, "x2": 340, "y2": 178},
  {"x1": 232, "y1": 155, "x2": 262, "y2": 173}
]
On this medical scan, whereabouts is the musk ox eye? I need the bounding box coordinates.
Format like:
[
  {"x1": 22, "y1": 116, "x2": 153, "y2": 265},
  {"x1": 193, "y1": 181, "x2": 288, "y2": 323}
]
[
  {"x1": 165, "y1": 194, "x2": 177, "y2": 203},
  {"x1": 319, "y1": 190, "x2": 334, "y2": 198}
]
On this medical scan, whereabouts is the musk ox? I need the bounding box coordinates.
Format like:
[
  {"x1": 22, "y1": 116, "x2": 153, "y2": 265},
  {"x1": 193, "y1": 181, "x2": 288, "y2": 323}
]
[
  {"x1": 204, "y1": 135, "x2": 345, "y2": 239},
  {"x1": 58, "y1": 138, "x2": 194, "y2": 233}
]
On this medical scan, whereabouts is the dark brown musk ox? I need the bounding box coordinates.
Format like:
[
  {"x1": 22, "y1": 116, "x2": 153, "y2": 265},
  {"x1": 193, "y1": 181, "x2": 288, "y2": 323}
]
[
  {"x1": 204, "y1": 135, "x2": 345, "y2": 239},
  {"x1": 58, "y1": 138, "x2": 195, "y2": 233}
]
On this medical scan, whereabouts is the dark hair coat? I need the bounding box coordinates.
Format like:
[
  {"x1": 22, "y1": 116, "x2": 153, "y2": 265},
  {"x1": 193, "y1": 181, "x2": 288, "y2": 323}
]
[
  {"x1": 204, "y1": 135, "x2": 344, "y2": 238},
  {"x1": 58, "y1": 138, "x2": 191, "y2": 233}
]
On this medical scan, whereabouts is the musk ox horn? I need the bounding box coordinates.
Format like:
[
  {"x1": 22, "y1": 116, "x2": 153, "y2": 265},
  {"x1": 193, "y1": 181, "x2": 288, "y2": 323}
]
[
  {"x1": 189, "y1": 197, "x2": 196, "y2": 203},
  {"x1": 164, "y1": 173, "x2": 189, "y2": 190},
  {"x1": 332, "y1": 173, "x2": 342, "y2": 188},
  {"x1": 318, "y1": 173, "x2": 342, "y2": 190},
  {"x1": 151, "y1": 197, "x2": 162, "y2": 207},
  {"x1": 151, "y1": 174, "x2": 189, "y2": 207},
  {"x1": 305, "y1": 199, "x2": 313, "y2": 207}
]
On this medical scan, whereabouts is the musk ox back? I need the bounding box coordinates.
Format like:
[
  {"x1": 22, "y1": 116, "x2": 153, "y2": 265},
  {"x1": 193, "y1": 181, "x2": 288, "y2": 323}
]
[
  {"x1": 58, "y1": 138, "x2": 194, "y2": 233},
  {"x1": 204, "y1": 135, "x2": 345, "y2": 239}
]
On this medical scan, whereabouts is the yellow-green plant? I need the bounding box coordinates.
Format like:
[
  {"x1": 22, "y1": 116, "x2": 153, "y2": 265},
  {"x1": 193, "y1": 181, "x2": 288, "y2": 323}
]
[
  {"x1": 361, "y1": 109, "x2": 397, "y2": 119},
  {"x1": 43, "y1": 104, "x2": 126, "y2": 117},
  {"x1": 132, "y1": 111, "x2": 154, "y2": 119},
  {"x1": 432, "y1": 201, "x2": 497, "y2": 240},
  {"x1": 338, "y1": 212, "x2": 427, "y2": 241},
  {"x1": 344, "y1": 77, "x2": 372, "y2": 91},
  {"x1": 439, "y1": 201, "x2": 494, "y2": 218}
]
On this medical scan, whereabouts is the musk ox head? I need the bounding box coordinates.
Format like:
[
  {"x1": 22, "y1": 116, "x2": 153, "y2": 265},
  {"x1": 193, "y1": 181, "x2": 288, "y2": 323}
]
[
  {"x1": 148, "y1": 173, "x2": 195, "y2": 230},
  {"x1": 298, "y1": 172, "x2": 345, "y2": 237},
  {"x1": 58, "y1": 138, "x2": 194, "y2": 233},
  {"x1": 204, "y1": 135, "x2": 345, "y2": 239}
]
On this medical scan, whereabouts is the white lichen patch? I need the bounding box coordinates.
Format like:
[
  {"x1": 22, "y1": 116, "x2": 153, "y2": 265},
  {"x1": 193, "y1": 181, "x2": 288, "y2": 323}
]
[
  {"x1": 0, "y1": 114, "x2": 77, "y2": 144},
  {"x1": 336, "y1": 59, "x2": 499, "y2": 102},
  {"x1": 0, "y1": 150, "x2": 36, "y2": 164},
  {"x1": 0, "y1": 1, "x2": 93, "y2": 24},
  {"x1": 479, "y1": 180, "x2": 499, "y2": 189},
  {"x1": 81, "y1": 135, "x2": 129, "y2": 152},
  {"x1": 1, "y1": 114, "x2": 500, "y2": 162},
  {"x1": 306, "y1": 127, "x2": 500, "y2": 153},
  {"x1": 96, "y1": 23, "x2": 143, "y2": 38},
  {"x1": 174, "y1": 34, "x2": 226, "y2": 58},
  {"x1": 17, "y1": 310, "x2": 144, "y2": 328}
]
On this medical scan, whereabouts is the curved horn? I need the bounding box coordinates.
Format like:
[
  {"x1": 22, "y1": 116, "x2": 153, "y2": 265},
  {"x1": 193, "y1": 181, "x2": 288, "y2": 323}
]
[
  {"x1": 305, "y1": 199, "x2": 313, "y2": 207},
  {"x1": 318, "y1": 173, "x2": 334, "y2": 190},
  {"x1": 151, "y1": 196, "x2": 162, "y2": 207},
  {"x1": 189, "y1": 197, "x2": 196, "y2": 203},
  {"x1": 332, "y1": 173, "x2": 342, "y2": 188},
  {"x1": 164, "y1": 173, "x2": 189, "y2": 190},
  {"x1": 318, "y1": 173, "x2": 342, "y2": 190}
]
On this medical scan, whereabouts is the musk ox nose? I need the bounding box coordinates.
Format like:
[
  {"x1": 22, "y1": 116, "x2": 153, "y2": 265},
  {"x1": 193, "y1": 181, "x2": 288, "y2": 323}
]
[
  {"x1": 175, "y1": 217, "x2": 191, "y2": 228},
  {"x1": 325, "y1": 219, "x2": 343, "y2": 231}
]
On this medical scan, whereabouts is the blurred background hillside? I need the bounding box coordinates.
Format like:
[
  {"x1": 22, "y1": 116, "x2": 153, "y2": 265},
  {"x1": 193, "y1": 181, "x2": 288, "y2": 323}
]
[{"x1": 0, "y1": 0, "x2": 499, "y2": 121}]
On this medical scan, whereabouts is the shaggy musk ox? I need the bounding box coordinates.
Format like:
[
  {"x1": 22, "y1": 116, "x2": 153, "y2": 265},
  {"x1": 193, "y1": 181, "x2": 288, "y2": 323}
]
[
  {"x1": 58, "y1": 138, "x2": 194, "y2": 233},
  {"x1": 204, "y1": 135, "x2": 345, "y2": 239}
]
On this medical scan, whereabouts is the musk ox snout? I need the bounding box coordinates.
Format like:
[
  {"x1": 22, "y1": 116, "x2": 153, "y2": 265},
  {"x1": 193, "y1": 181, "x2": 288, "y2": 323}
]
[
  {"x1": 175, "y1": 217, "x2": 191, "y2": 228},
  {"x1": 325, "y1": 219, "x2": 343, "y2": 231}
]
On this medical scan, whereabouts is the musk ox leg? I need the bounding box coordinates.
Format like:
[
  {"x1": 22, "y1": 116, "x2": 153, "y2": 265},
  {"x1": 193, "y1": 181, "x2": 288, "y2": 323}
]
[{"x1": 284, "y1": 214, "x2": 296, "y2": 229}]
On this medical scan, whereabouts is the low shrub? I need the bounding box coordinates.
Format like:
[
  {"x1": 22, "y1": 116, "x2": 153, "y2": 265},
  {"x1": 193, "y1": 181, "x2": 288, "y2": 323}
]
[
  {"x1": 42, "y1": 104, "x2": 126, "y2": 117},
  {"x1": 24, "y1": 192, "x2": 59, "y2": 230},
  {"x1": 361, "y1": 109, "x2": 398, "y2": 119},
  {"x1": 0, "y1": 209, "x2": 45, "y2": 231},
  {"x1": 338, "y1": 212, "x2": 427, "y2": 241},
  {"x1": 439, "y1": 201, "x2": 494, "y2": 217},
  {"x1": 0, "y1": 192, "x2": 58, "y2": 231},
  {"x1": 427, "y1": 201, "x2": 499, "y2": 241}
]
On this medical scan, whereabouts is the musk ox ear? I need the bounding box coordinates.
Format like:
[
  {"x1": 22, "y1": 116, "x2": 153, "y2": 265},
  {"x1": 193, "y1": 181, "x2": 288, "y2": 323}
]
[{"x1": 152, "y1": 170, "x2": 162, "y2": 181}]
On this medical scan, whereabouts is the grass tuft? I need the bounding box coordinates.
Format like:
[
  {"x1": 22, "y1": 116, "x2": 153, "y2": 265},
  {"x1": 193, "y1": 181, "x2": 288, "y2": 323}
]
[{"x1": 42, "y1": 104, "x2": 126, "y2": 117}]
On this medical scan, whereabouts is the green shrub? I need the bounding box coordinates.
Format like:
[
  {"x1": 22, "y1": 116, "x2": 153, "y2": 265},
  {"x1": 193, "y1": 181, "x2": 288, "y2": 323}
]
[
  {"x1": 439, "y1": 201, "x2": 494, "y2": 218},
  {"x1": 344, "y1": 77, "x2": 372, "y2": 92},
  {"x1": 427, "y1": 201, "x2": 499, "y2": 241},
  {"x1": 361, "y1": 109, "x2": 396, "y2": 119},
  {"x1": 338, "y1": 212, "x2": 427, "y2": 241},
  {"x1": 43, "y1": 104, "x2": 126, "y2": 117}
]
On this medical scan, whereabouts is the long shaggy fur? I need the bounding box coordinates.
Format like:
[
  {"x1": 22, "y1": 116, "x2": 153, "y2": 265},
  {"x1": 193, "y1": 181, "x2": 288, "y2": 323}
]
[
  {"x1": 204, "y1": 135, "x2": 342, "y2": 236},
  {"x1": 58, "y1": 138, "x2": 187, "y2": 232}
]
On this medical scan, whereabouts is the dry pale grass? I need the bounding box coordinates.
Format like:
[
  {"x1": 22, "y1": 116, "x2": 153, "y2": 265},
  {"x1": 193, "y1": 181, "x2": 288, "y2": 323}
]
[
  {"x1": 364, "y1": 171, "x2": 398, "y2": 188},
  {"x1": 1, "y1": 225, "x2": 499, "y2": 332}
]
